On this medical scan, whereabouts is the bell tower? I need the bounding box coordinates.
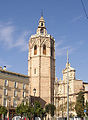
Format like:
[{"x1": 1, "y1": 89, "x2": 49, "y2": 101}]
[{"x1": 28, "y1": 15, "x2": 55, "y2": 104}]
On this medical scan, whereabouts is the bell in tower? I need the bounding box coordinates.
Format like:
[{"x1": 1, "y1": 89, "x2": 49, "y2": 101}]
[{"x1": 36, "y1": 16, "x2": 47, "y2": 35}]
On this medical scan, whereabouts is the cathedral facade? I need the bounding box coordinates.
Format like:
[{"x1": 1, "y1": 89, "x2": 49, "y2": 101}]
[{"x1": 54, "y1": 61, "x2": 88, "y2": 117}]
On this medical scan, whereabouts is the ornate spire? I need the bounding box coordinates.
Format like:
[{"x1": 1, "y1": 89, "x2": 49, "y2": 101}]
[
  {"x1": 66, "y1": 50, "x2": 70, "y2": 68},
  {"x1": 36, "y1": 15, "x2": 47, "y2": 35},
  {"x1": 67, "y1": 50, "x2": 69, "y2": 64}
]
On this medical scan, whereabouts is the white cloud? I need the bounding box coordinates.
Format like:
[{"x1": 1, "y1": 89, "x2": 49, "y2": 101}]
[
  {"x1": 0, "y1": 22, "x2": 31, "y2": 51},
  {"x1": 13, "y1": 31, "x2": 29, "y2": 51},
  {"x1": 55, "y1": 40, "x2": 63, "y2": 48},
  {"x1": 70, "y1": 15, "x2": 83, "y2": 23},
  {"x1": 0, "y1": 25, "x2": 14, "y2": 48},
  {"x1": 55, "y1": 40, "x2": 75, "y2": 56}
]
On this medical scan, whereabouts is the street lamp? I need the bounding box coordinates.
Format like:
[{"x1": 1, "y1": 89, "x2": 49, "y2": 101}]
[{"x1": 33, "y1": 88, "x2": 36, "y2": 120}]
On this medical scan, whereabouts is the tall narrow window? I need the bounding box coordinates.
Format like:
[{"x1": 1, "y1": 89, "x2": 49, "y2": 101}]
[
  {"x1": 34, "y1": 45, "x2": 37, "y2": 55},
  {"x1": 14, "y1": 82, "x2": 18, "y2": 88},
  {"x1": 14, "y1": 90, "x2": 17, "y2": 97},
  {"x1": 4, "y1": 80, "x2": 8, "y2": 86},
  {"x1": 4, "y1": 89, "x2": 7, "y2": 96},
  {"x1": 34, "y1": 68, "x2": 36, "y2": 74},
  {"x1": 40, "y1": 28, "x2": 44, "y2": 34},
  {"x1": 23, "y1": 83, "x2": 26, "y2": 90},
  {"x1": 43, "y1": 44, "x2": 46, "y2": 55},
  {"x1": 23, "y1": 92, "x2": 25, "y2": 98},
  {"x1": 3, "y1": 98, "x2": 7, "y2": 107}
]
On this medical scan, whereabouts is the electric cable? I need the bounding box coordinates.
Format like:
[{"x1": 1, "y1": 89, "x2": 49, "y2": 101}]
[{"x1": 80, "y1": 0, "x2": 88, "y2": 19}]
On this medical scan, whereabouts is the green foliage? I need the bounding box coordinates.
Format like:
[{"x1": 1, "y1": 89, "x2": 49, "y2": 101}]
[
  {"x1": 0, "y1": 105, "x2": 7, "y2": 115},
  {"x1": 0, "y1": 105, "x2": 7, "y2": 119},
  {"x1": 16, "y1": 102, "x2": 29, "y2": 117},
  {"x1": 85, "y1": 101, "x2": 88, "y2": 116},
  {"x1": 16, "y1": 101, "x2": 45, "y2": 119},
  {"x1": 32, "y1": 101, "x2": 45, "y2": 118},
  {"x1": 45, "y1": 103, "x2": 56, "y2": 117},
  {"x1": 75, "y1": 91, "x2": 85, "y2": 117}
]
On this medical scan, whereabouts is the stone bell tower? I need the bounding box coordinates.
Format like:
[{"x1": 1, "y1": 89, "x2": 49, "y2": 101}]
[{"x1": 28, "y1": 15, "x2": 55, "y2": 104}]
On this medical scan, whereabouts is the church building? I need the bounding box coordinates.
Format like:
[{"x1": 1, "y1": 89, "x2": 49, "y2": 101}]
[
  {"x1": 54, "y1": 60, "x2": 88, "y2": 117},
  {"x1": 0, "y1": 14, "x2": 88, "y2": 119},
  {"x1": 28, "y1": 15, "x2": 55, "y2": 104},
  {"x1": 0, "y1": 15, "x2": 55, "y2": 118}
]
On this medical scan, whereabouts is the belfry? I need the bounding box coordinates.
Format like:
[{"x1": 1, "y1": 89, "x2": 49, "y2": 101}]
[{"x1": 28, "y1": 15, "x2": 55, "y2": 104}]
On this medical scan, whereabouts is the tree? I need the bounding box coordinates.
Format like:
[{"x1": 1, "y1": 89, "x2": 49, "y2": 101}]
[
  {"x1": 16, "y1": 101, "x2": 45, "y2": 119},
  {"x1": 0, "y1": 106, "x2": 7, "y2": 119},
  {"x1": 31, "y1": 101, "x2": 45, "y2": 119},
  {"x1": 16, "y1": 102, "x2": 29, "y2": 117},
  {"x1": 75, "y1": 91, "x2": 85, "y2": 117},
  {"x1": 45, "y1": 103, "x2": 56, "y2": 118},
  {"x1": 85, "y1": 101, "x2": 88, "y2": 116},
  {"x1": 26, "y1": 103, "x2": 33, "y2": 119}
]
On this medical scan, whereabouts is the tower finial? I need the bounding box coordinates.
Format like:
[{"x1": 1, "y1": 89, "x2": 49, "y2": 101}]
[
  {"x1": 66, "y1": 49, "x2": 70, "y2": 68},
  {"x1": 67, "y1": 49, "x2": 69, "y2": 64},
  {"x1": 41, "y1": 9, "x2": 43, "y2": 17}
]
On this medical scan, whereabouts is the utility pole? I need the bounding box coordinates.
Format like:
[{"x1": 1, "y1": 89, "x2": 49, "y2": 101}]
[{"x1": 67, "y1": 50, "x2": 69, "y2": 120}]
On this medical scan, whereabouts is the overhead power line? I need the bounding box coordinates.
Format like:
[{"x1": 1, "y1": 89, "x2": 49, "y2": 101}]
[{"x1": 80, "y1": 0, "x2": 88, "y2": 19}]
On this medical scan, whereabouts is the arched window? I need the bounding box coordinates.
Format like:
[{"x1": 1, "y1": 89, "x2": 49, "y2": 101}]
[
  {"x1": 40, "y1": 28, "x2": 44, "y2": 34},
  {"x1": 34, "y1": 68, "x2": 36, "y2": 74},
  {"x1": 43, "y1": 44, "x2": 46, "y2": 55},
  {"x1": 34, "y1": 45, "x2": 37, "y2": 55},
  {"x1": 41, "y1": 22, "x2": 43, "y2": 26}
]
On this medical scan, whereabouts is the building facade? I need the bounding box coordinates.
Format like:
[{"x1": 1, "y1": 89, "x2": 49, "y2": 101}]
[
  {"x1": 1, "y1": 14, "x2": 88, "y2": 119},
  {"x1": 54, "y1": 61, "x2": 88, "y2": 117},
  {"x1": 0, "y1": 67, "x2": 29, "y2": 118},
  {"x1": 28, "y1": 16, "x2": 55, "y2": 104},
  {"x1": 0, "y1": 16, "x2": 55, "y2": 119}
]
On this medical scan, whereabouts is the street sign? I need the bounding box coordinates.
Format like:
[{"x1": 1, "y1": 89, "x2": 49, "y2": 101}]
[{"x1": 84, "y1": 109, "x2": 86, "y2": 113}]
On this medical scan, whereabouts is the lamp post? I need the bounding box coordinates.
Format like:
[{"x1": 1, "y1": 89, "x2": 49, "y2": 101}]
[{"x1": 33, "y1": 88, "x2": 36, "y2": 120}]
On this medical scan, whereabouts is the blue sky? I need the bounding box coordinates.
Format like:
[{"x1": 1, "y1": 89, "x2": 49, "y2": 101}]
[{"x1": 0, "y1": 0, "x2": 88, "y2": 82}]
